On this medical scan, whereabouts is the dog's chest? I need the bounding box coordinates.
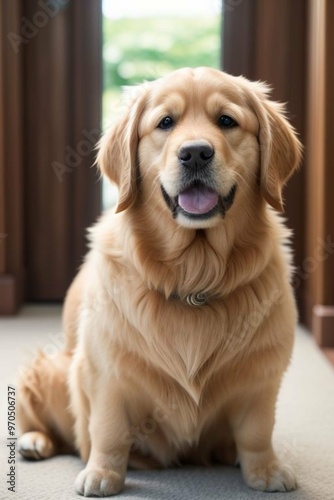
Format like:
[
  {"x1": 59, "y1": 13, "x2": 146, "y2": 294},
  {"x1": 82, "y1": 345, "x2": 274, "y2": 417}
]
[{"x1": 107, "y1": 276, "x2": 257, "y2": 396}]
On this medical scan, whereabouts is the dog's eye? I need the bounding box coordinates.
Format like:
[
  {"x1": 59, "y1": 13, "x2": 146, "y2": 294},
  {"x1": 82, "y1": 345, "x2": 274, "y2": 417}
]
[
  {"x1": 219, "y1": 115, "x2": 238, "y2": 128},
  {"x1": 157, "y1": 116, "x2": 174, "y2": 130}
]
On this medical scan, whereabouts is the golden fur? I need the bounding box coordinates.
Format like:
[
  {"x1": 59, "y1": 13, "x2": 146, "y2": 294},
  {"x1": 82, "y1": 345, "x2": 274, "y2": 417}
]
[{"x1": 17, "y1": 67, "x2": 302, "y2": 497}]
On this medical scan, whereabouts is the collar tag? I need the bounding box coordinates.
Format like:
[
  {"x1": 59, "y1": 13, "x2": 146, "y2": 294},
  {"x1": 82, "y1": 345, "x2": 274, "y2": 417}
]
[{"x1": 186, "y1": 293, "x2": 208, "y2": 306}]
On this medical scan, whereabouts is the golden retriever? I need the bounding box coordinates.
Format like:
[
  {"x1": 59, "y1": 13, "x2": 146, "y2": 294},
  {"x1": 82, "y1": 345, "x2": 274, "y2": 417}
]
[{"x1": 17, "y1": 67, "x2": 302, "y2": 497}]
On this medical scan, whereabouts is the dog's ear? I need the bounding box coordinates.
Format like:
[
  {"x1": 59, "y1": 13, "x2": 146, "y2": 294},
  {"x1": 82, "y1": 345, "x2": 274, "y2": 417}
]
[
  {"x1": 97, "y1": 86, "x2": 148, "y2": 213},
  {"x1": 248, "y1": 83, "x2": 302, "y2": 212}
]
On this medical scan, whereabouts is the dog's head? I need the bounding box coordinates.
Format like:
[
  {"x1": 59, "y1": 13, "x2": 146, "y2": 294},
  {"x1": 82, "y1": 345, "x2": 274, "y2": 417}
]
[{"x1": 98, "y1": 67, "x2": 302, "y2": 229}]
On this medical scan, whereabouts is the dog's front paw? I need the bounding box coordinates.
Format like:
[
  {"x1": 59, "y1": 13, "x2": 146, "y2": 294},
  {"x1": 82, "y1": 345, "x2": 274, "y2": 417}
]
[
  {"x1": 245, "y1": 461, "x2": 297, "y2": 492},
  {"x1": 75, "y1": 467, "x2": 124, "y2": 497}
]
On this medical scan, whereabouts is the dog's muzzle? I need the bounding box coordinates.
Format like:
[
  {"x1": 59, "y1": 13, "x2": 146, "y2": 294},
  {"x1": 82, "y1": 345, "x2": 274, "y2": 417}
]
[{"x1": 161, "y1": 140, "x2": 237, "y2": 220}]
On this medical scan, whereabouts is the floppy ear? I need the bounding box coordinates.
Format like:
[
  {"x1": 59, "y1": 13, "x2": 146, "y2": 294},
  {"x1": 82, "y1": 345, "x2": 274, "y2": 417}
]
[
  {"x1": 248, "y1": 85, "x2": 302, "y2": 212},
  {"x1": 97, "y1": 86, "x2": 148, "y2": 213}
]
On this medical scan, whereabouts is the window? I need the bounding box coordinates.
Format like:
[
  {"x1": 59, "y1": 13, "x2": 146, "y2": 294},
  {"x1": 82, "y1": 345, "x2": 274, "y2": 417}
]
[{"x1": 102, "y1": 0, "x2": 221, "y2": 209}]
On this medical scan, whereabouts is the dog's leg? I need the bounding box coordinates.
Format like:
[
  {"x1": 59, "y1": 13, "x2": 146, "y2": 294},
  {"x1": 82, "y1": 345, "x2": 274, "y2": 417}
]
[
  {"x1": 230, "y1": 380, "x2": 297, "y2": 492},
  {"x1": 73, "y1": 378, "x2": 131, "y2": 497},
  {"x1": 68, "y1": 356, "x2": 91, "y2": 463},
  {"x1": 17, "y1": 351, "x2": 74, "y2": 460}
]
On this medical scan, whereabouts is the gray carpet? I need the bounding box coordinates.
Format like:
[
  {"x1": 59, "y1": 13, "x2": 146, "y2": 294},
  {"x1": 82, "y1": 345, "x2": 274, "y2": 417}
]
[{"x1": 1, "y1": 305, "x2": 334, "y2": 500}]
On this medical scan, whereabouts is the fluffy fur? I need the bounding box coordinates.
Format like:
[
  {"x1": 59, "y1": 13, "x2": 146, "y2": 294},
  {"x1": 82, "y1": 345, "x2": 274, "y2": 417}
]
[{"x1": 17, "y1": 67, "x2": 302, "y2": 497}]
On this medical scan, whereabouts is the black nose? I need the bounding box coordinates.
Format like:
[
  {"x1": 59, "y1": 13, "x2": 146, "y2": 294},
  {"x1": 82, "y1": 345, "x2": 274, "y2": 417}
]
[{"x1": 178, "y1": 141, "x2": 214, "y2": 170}]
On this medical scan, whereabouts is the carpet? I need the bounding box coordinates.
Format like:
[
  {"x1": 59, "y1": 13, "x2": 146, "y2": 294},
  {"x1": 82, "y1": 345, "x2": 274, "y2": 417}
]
[{"x1": 0, "y1": 305, "x2": 334, "y2": 500}]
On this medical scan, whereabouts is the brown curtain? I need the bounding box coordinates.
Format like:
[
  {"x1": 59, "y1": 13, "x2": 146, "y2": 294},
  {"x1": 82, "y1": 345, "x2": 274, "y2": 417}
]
[
  {"x1": 306, "y1": 0, "x2": 334, "y2": 349},
  {"x1": 0, "y1": 0, "x2": 102, "y2": 313},
  {"x1": 0, "y1": 0, "x2": 25, "y2": 314}
]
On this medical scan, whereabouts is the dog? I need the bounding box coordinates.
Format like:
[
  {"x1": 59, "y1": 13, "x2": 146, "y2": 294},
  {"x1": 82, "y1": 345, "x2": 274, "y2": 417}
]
[{"x1": 17, "y1": 67, "x2": 302, "y2": 497}]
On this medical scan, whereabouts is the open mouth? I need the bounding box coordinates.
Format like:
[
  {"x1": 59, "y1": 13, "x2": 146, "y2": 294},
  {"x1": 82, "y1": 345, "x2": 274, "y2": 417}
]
[{"x1": 161, "y1": 181, "x2": 237, "y2": 220}]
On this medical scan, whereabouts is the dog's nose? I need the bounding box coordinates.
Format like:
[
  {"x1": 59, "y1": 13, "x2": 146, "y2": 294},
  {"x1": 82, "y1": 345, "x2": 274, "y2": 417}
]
[{"x1": 178, "y1": 141, "x2": 214, "y2": 170}]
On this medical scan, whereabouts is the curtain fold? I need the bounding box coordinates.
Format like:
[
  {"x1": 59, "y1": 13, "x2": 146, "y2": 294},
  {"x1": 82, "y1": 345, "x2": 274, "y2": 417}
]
[
  {"x1": 306, "y1": 0, "x2": 334, "y2": 347},
  {"x1": 0, "y1": 0, "x2": 102, "y2": 312},
  {"x1": 0, "y1": 0, "x2": 25, "y2": 314}
]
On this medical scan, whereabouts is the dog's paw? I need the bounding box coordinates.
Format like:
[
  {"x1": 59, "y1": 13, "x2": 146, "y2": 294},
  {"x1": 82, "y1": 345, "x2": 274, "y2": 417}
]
[
  {"x1": 18, "y1": 431, "x2": 55, "y2": 460},
  {"x1": 75, "y1": 467, "x2": 124, "y2": 497},
  {"x1": 245, "y1": 461, "x2": 297, "y2": 492}
]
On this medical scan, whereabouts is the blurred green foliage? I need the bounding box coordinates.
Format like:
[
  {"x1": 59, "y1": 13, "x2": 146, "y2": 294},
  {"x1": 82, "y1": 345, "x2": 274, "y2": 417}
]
[
  {"x1": 102, "y1": 15, "x2": 221, "y2": 207},
  {"x1": 102, "y1": 16, "x2": 221, "y2": 123}
]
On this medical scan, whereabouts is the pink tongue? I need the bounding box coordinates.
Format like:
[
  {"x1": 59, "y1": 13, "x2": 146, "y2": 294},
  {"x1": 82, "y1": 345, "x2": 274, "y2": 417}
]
[{"x1": 178, "y1": 185, "x2": 219, "y2": 215}]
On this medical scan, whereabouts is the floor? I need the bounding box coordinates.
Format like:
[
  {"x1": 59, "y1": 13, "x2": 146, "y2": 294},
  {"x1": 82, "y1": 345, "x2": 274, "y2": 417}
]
[{"x1": 1, "y1": 305, "x2": 334, "y2": 500}]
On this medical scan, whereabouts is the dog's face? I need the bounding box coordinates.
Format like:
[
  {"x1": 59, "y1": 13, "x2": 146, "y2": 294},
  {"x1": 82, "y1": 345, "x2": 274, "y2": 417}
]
[{"x1": 99, "y1": 67, "x2": 301, "y2": 229}]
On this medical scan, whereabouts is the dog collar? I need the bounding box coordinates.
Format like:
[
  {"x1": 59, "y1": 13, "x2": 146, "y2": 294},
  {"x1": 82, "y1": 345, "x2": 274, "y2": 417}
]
[{"x1": 171, "y1": 291, "x2": 209, "y2": 306}]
